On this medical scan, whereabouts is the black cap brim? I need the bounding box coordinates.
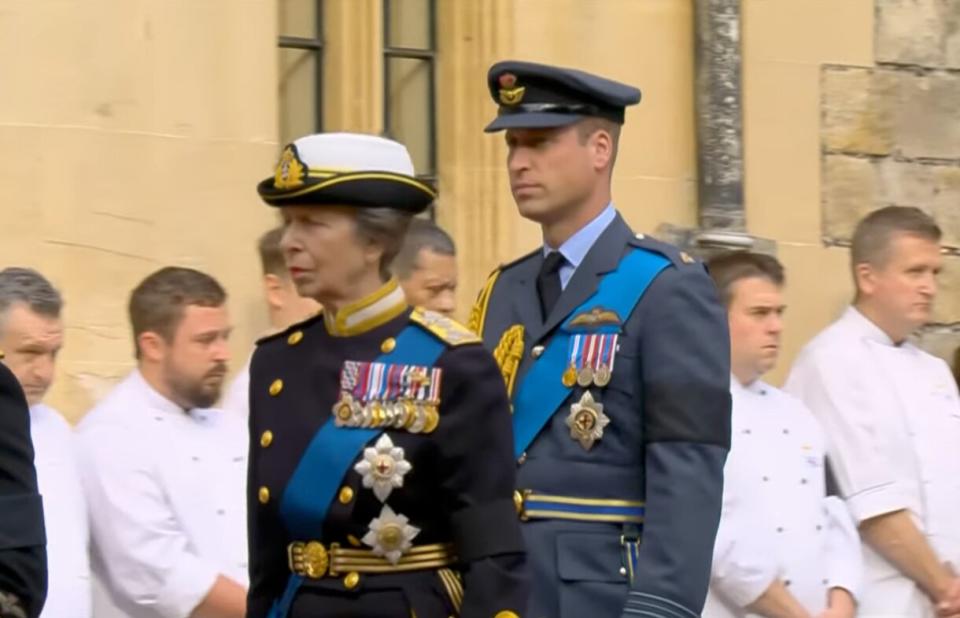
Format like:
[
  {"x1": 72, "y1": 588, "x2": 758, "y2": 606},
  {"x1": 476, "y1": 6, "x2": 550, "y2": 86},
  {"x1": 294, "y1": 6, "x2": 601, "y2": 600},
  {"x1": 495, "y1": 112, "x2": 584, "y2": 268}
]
[
  {"x1": 257, "y1": 172, "x2": 435, "y2": 213},
  {"x1": 484, "y1": 112, "x2": 585, "y2": 133}
]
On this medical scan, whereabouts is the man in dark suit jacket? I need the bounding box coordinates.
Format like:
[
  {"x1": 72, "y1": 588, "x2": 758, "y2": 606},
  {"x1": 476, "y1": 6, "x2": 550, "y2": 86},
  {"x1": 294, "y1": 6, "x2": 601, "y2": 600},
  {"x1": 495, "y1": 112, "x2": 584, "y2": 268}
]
[
  {"x1": 0, "y1": 357, "x2": 46, "y2": 618},
  {"x1": 470, "y1": 60, "x2": 732, "y2": 618}
]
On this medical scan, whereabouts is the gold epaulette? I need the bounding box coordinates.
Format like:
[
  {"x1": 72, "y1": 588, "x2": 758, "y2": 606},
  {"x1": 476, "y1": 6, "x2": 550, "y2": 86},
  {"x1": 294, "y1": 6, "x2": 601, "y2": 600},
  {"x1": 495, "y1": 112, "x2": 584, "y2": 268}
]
[
  {"x1": 467, "y1": 268, "x2": 501, "y2": 335},
  {"x1": 409, "y1": 308, "x2": 481, "y2": 347}
]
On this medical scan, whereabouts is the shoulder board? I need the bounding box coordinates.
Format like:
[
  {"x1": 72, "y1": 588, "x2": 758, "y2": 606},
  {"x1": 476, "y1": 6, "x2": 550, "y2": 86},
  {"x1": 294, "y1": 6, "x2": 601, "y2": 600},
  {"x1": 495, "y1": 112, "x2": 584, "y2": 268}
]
[
  {"x1": 627, "y1": 233, "x2": 701, "y2": 269},
  {"x1": 499, "y1": 247, "x2": 540, "y2": 272},
  {"x1": 255, "y1": 311, "x2": 324, "y2": 346},
  {"x1": 409, "y1": 308, "x2": 481, "y2": 347}
]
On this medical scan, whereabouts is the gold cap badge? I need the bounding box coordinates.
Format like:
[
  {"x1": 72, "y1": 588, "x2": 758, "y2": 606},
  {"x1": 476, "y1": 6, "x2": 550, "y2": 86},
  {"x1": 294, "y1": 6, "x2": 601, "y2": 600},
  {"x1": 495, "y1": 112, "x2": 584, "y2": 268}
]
[
  {"x1": 498, "y1": 73, "x2": 525, "y2": 106},
  {"x1": 274, "y1": 145, "x2": 306, "y2": 190}
]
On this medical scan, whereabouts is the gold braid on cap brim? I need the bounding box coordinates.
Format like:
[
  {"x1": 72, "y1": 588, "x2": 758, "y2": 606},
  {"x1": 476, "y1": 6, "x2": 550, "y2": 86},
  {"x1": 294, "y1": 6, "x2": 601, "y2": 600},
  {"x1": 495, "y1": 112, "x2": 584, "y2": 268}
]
[{"x1": 267, "y1": 171, "x2": 436, "y2": 201}]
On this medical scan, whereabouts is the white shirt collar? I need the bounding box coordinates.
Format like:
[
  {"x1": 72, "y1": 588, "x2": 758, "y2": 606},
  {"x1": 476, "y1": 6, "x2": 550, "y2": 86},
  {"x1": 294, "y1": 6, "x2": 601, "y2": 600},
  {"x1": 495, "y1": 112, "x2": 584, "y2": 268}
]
[
  {"x1": 841, "y1": 306, "x2": 897, "y2": 347},
  {"x1": 542, "y1": 203, "x2": 616, "y2": 269},
  {"x1": 731, "y1": 374, "x2": 769, "y2": 397},
  {"x1": 130, "y1": 369, "x2": 190, "y2": 415}
]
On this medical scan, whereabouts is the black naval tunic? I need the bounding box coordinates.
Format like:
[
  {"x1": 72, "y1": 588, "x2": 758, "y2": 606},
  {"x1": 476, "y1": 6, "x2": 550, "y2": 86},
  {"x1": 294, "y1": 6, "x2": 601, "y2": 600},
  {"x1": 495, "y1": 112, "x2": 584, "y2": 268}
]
[
  {"x1": 0, "y1": 360, "x2": 47, "y2": 618},
  {"x1": 246, "y1": 282, "x2": 527, "y2": 618}
]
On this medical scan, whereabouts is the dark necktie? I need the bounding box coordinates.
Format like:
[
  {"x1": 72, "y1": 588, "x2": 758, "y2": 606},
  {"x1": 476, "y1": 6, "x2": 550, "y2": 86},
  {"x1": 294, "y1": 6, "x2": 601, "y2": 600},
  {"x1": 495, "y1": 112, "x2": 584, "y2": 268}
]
[{"x1": 537, "y1": 251, "x2": 566, "y2": 319}]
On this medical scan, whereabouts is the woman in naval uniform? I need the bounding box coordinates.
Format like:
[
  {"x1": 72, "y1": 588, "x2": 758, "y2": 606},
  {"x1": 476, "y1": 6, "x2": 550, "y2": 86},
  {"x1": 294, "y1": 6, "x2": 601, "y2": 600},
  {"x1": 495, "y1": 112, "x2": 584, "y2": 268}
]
[{"x1": 245, "y1": 133, "x2": 527, "y2": 618}]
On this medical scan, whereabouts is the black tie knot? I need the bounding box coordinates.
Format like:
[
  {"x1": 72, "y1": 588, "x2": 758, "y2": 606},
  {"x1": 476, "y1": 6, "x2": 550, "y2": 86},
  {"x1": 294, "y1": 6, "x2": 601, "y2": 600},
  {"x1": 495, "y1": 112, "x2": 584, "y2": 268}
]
[
  {"x1": 537, "y1": 252, "x2": 566, "y2": 319},
  {"x1": 541, "y1": 251, "x2": 565, "y2": 275}
]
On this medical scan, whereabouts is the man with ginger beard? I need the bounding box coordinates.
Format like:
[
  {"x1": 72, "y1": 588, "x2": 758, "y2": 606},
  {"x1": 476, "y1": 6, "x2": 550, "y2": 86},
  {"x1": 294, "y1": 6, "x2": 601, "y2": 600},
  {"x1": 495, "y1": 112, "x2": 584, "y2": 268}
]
[{"x1": 77, "y1": 267, "x2": 248, "y2": 618}]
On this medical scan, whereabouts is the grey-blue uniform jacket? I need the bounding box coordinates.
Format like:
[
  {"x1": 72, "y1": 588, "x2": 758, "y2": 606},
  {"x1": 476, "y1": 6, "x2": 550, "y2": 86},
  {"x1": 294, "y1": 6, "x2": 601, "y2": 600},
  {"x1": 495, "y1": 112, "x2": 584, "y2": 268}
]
[{"x1": 471, "y1": 213, "x2": 731, "y2": 618}]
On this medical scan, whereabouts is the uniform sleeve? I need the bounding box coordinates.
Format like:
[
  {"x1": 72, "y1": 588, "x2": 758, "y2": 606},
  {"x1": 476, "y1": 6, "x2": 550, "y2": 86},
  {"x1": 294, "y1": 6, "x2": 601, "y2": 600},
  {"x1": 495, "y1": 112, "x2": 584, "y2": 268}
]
[
  {"x1": 822, "y1": 495, "x2": 863, "y2": 600},
  {"x1": 622, "y1": 265, "x2": 731, "y2": 618},
  {"x1": 245, "y1": 348, "x2": 289, "y2": 618},
  {"x1": 784, "y1": 351, "x2": 917, "y2": 523},
  {"x1": 76, "y1": 424, "x2": 219, "y2": 618},
  {"x1": 709, "y1": 440, "x2": 778, "y2": 608},
  {"x1": 0, "y1": 364, "x2": 47, "y2": 618},
  {"x1": 434, "y1": 344, "x2": 529, "y2": 618}
]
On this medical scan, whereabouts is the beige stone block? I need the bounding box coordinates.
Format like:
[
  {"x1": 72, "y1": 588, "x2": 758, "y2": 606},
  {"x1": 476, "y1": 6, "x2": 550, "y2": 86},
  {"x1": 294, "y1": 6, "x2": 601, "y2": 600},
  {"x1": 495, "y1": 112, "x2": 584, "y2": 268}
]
[
  {"x1": 893, "y1": 70, "x2": 960, "y2": 159},
  {"x1": 744, "y1": 61, "x2": 822, "y2": 243},
  {"x1": 615, "y1": 175, "x2": 698, "y2": 235},
  {"x1": 947, "y1": 9, "x2": 960, "y2": 68},
  {"x1": 913, "y1": 328, "x2": 960, "y2": 370},
  {"x1": 879, "y1": 160, "x2": 960, "y2": 248},
  {"x1": 743, "y1": 0, "x2": 875, "y2": 66},
  {"x1": 876, "y1": 0, "x2": 947, "y2": 66},
  {"x1": 933, "y1": 256, "x2": 960, "y2": 323},
  {"x1": 822, "y1": 67, "x2": 897, "y2": 155},
  {"x1": 0, "y1": 0, "x2": 276, "y2": 141},
  {"x1": 512, "y1": 0, "x2": 696, "y2": 179},
  {"x1": 822, "y1": 155, "x2": 880, "y2": 241}
]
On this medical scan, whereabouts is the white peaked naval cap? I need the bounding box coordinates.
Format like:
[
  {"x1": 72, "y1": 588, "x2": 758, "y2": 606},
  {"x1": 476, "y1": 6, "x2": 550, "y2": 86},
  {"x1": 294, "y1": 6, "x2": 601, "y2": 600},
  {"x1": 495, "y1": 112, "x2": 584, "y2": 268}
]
[{"x1": 257, "y1": 132, "x2": 435, "y2": 213}]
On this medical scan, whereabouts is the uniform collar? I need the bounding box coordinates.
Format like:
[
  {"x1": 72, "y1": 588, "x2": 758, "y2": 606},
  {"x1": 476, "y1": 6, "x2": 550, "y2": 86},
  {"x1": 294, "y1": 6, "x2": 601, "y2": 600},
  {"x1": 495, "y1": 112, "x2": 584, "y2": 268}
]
[
  {"x1": 731, "y1": 374, "x2": 769, "y2": 396},
  {"x1": 842, "y1": 306, "x2": 897, "y2": 347},
  {"x1": 131, "y1": 369, "x2": 190, "y2": 415},
  {"x1": 543, "y1": 203, "x2": 616, "y2": 268},
  {"x1": 323, "y1": 277, "x2": 408, "y2": 337}
]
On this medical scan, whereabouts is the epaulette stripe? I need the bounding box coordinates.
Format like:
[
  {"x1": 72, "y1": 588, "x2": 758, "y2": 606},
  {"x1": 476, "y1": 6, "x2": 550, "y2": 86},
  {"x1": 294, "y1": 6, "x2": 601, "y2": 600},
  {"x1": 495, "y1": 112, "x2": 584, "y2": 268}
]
[
  {"x1": 410, "y1": 308, "x2": 481, "y2": 347},
  {"x1": 467, "y1": 269, "x2": 500, "y2": 335}
]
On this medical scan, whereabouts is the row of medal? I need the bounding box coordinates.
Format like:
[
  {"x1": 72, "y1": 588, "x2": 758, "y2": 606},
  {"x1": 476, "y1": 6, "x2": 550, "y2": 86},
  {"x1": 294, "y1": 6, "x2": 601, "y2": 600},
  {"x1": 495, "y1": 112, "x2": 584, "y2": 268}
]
[
  {"x1": 333, "y1": 360, "x2": 443, "y2": 434},
  {"x1": 561, "y1": 333, "x2": 619, "y2": 388},
  {"x1": 334, "y1": 393, "x2": 440, "y2": 434}
]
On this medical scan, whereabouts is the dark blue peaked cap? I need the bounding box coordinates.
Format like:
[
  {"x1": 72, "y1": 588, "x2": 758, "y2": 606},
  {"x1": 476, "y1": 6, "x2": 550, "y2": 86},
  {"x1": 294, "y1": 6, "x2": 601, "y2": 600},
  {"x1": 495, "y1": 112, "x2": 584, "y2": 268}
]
[{"x1": 485, "y1": 60, "x2": 642, "y2": 132}]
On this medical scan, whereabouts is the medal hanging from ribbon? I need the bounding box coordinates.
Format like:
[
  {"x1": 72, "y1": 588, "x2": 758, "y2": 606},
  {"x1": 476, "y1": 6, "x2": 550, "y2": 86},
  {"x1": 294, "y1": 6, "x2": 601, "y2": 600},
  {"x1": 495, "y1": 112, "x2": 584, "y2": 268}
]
[
  {"x1": 333, "y1": 361, "x2": 442, "y2": 434},
  {"x1": 561, "y1": 333, "x2": 619, "y2": 388}
]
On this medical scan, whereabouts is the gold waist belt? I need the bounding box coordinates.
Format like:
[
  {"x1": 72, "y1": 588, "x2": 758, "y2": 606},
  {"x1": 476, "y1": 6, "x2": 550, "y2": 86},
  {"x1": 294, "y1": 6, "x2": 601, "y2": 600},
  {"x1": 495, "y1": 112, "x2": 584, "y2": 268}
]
[{"x1": 287, "y1": 541, "x2": 457, "y2": 579}]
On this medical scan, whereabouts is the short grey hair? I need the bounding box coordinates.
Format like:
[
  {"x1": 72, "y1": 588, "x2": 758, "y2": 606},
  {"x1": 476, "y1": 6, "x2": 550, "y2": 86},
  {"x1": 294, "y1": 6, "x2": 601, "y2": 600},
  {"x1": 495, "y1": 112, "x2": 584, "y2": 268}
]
[
  {"x1": 0, "y1": 268, "x2": 63, "y2": 329},
  {"x1": 353, "y1": 207, "x2": 414, "y2": 281},
  {"x1": 851, "y1": 206, "x2": 942, "y2": 271},
  {"x1": 393, "y1": 218, "x2": 455, "y2": 279}
]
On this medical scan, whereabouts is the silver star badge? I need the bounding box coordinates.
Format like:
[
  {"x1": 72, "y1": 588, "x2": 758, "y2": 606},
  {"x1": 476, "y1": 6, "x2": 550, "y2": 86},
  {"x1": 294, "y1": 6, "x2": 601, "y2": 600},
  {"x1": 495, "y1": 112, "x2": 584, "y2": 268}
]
[
  {"x1": 565, "y1": 390, "x2": 610, "y2": 450},
  {"x1": 354, "y1": 434, "x2": 412, "y2": 502},
  {"x1": 362, "y1": 504, "x2": 420, "y2": 564}
]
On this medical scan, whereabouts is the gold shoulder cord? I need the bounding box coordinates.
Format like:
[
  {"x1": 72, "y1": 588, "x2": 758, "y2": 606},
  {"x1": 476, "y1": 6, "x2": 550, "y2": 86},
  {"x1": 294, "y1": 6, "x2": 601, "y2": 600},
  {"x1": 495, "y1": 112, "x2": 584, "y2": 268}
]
[
  {"x1": 467, "y1": 269, "x2": 500, "y2": 336},
  {"x1": 493, "y1": 325, "x2": 525, "y2": 399}
]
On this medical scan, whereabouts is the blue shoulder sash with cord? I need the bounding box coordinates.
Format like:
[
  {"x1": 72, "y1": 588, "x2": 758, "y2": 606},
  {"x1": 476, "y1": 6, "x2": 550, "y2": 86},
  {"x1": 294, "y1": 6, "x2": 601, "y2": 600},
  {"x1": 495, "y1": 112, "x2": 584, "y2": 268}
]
[
  {"x1": 511, "y1": 247, "x2": 670, "y2": 457},
  {"x1": 268, "y1": 324, "x2": 446, "y2": 618}
]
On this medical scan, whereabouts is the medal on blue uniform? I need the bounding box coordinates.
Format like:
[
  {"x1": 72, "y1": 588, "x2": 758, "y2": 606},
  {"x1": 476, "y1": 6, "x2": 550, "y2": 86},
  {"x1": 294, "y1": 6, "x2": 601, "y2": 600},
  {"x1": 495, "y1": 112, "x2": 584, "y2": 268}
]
[
  {"x1": 562, "y1": 333, "x2": 619, "y2": 388},
  {"x1": 333, "y1": 361, "x2": 442, "y2": 434}
]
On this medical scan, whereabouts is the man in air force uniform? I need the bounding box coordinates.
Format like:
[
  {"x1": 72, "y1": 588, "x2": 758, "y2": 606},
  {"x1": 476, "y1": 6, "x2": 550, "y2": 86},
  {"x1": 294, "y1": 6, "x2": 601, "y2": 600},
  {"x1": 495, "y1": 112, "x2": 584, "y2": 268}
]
[{"x1": 470, "y1": 61, "x2": 731, "y2": 618}]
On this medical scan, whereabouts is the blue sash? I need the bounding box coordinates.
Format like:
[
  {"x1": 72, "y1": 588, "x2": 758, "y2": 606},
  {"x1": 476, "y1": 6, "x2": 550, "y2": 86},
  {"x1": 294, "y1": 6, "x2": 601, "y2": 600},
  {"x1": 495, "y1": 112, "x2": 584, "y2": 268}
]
[
  {"x1": 269, "y1": 322, "x2": 446, "y2": 618},
  {"x1": 512, "y1": 248, "x2": 670, "y2": 457}
]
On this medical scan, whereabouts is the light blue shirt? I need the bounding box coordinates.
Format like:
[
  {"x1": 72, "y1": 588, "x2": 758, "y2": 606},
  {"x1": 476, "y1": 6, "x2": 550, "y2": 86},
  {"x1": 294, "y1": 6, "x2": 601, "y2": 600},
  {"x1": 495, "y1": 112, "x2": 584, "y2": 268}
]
[{"x1": 543, "y1": 204, "x2": 616, "y2": 289}]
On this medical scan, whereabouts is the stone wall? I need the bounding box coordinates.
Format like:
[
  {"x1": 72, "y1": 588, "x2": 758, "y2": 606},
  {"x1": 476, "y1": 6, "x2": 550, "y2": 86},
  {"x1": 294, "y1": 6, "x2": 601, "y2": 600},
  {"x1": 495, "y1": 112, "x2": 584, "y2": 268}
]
[{"x1": 821, "y1": 0, "x2": 960, "y2": 363}]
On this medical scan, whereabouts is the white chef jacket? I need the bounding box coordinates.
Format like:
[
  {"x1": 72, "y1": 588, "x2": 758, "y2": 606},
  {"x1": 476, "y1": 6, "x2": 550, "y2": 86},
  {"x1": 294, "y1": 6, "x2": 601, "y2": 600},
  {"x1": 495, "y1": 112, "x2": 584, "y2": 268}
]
[
  {"x1": 221, "y1": 355, "x2": 251, "y2": 421},
  {"x1": 786, "y1": 306, "x2": 960, "y2": 618},
  {"x1": 30, "y1": 403, "x2": 92, "y2": 618},
  {"x1": 703, "y1": 379, "x2": 862, "y2": 617},
  {"x1": 76, "y1": 370, "x2": 249, "y2": 618}
]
